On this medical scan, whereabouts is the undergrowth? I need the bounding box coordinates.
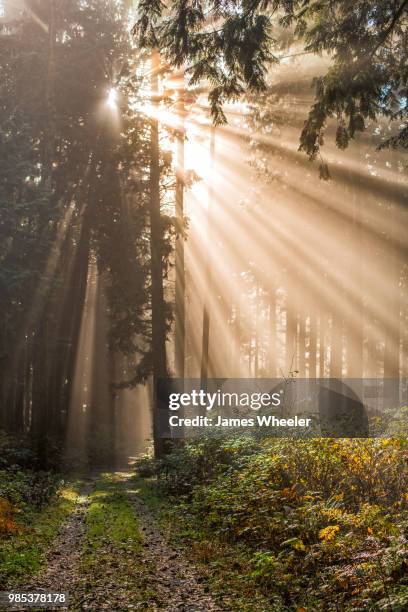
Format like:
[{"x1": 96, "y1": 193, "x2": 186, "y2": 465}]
[
  {"x1": 136, "y1": 436, "x2": 408, "y2": 611},
  {"x1": 0, "y1": 430, "x2": 78, "y2": 587}
]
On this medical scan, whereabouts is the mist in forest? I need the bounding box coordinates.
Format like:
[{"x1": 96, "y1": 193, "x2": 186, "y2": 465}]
[{"x1": 0, "y1": 0, "x2": 407, "y2": 465}]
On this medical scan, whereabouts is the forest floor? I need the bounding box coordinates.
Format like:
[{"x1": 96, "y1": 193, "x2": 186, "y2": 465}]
[
  {"x1": 3, "y1": 472, "x2": 221, "y2": 612},
  {"x1": 3, "y1": 439, "x2": 406, "y2": 611}
]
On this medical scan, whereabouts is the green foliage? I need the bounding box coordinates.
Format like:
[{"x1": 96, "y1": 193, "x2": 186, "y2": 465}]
[
  {"x1": 134, "y1": 452, "x2": 159, "y2": 478},
  {"x1": 0, "y1": 432, "x2": 61, "y2": 509},
  {"x1": 150, "y1": 436, "x2": 408, "y2": 610},
  {"x1": 158, "y1": 433, "x2": 260, "y2": 495},
  {"x1": 0, "y1": 430, "x2": 69, "y2": 585},
  {"x1": 0, "y1": 431, "x2": 36, "y2": 469},
  {"x1": 135, "y1": 1, "x2": 408, "y2": 155},
  {"x1": 0, "y1": 484, "x2": 80, "y2": 586},
  {"x1": 0, "y1": 469, "x2": 60, "y2": 510}
]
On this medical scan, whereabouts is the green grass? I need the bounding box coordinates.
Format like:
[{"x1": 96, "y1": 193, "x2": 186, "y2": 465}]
[
  {"x1": 76, "y1": 473, "x2": 155, "y2": 608},
  {"x1": 131, "y1": 476, "x2": 167, "y2": 516},
  {"x1": 0, "y1": 484, "x2": 81, "y2": 587},
  {"x1": 84, "y1": 472, "x2": 142, "y2": 555}
]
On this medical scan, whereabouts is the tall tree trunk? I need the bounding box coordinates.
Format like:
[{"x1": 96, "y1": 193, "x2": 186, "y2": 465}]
[
  {"x1": 348, "y1": 182, "x2": 364, "y2": 378},
  {"x1": 330, "y1": 312, "x2": 343, "y2": 378},
  {"x1": 149, "y1": 49, "x2": 168, "y2": 458},
  {"x1": 285, "y1": 286, "x2": 296, "y2": 376},
  {"x1": 402, "y1": 282, "x2": 408, "y2": 404},
  {"x1": 269, "y1": 286, "x2": 276, "y2": 377},
  {"x1": 200, "y1": 125, "x2": 215, "y2": 383},
  {"x1": 30, "y1": 0, "x2": 57, "y2": 464},
  {"x1": 383, "y1": 206, "x2": 401, "y2": 406},
  {"x1": 319, "y1": 309, "x2": 326, "y2": 377},
  {"x1": 31, "y1": 317, "x2": 50, "y2": 465},
  {"x1": 308, "y1": 311, "x2": 317, "y2": 378},
  {"x1": 174, "y1": 71, "x2": 185, "y2": 378},
  {"x1": 254, "y1": 280, "x2": 260, "y2": 377},
  {"x1": 45, "y1": 0, "x2": 56, "y2": 184},
  {"x1": 298, "y1": 312, "x2": 306, "y2": 377},
  {"x1": 233, "y1": 281, "x2": 242, "y2": 376}
]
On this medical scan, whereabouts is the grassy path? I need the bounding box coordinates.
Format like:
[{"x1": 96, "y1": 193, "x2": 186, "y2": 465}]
[
  {"x1": 2, "y1": 473, "x2": 219, "y2": 612},
  {"x1": 75, "y1": 472, "x2": 219, "y2": 610},
  {"x1": 23, "y1": 481, "x2": 94, "y2": 608},
  {"x1": 74, "y1": 472, "x2": 150, "y2": 610},
  {"x1": 1, "y1": 479, "x2": 92, "y2": 611}
]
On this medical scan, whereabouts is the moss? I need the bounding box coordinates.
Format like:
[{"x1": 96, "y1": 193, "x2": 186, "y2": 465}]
[{"x1": 83, "y1": 473, "x2": 141, "y2": 554}]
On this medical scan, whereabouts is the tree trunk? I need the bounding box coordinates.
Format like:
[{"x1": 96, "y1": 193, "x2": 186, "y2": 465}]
[
  {"x1": 149, "y1": 49, "x2": 168, "y2": 458},
  {"x1": 330, "y1": 312, "x2": 343, "y2": 378},
  {"x1": 200, "y1": 125, "x2": 215, "y2": 384},
  {"x1": 285, "y1": 286, "x2": 297, "y2": 376},
  {"x1": 45, "y1": 0, "x2": 56, "y2": 184},
  {"x1": 383, "y1": 205, "x2": 401, "y2": 406},
  {"x1": 233, "y1": 282, "x2": 242, "y2": 376},
  {"x1": 319, "y1": 310, "x2": 326, "y2": 377},
  {"x1": 348, "y1": 182, "x2": 364, "y2": 378},
  {"x1": 309, "y1": 311, "x2": 317, "y2": 379},
  {"x1": 174, "y1": 71, "x2": 185, "y2": 378},
  {"x1": 269, "y1": 286, "x2": 276, "y2": 377}
]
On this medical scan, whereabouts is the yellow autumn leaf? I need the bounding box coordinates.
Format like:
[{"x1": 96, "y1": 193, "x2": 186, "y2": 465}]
[{"x1": 319, "y1": 525, "x2": 340, "y2": 542}]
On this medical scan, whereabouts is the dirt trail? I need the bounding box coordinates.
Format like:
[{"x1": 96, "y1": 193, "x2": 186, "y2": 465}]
[
  {"x1": 126, "y1": 481, "x2": 221, "y2": 612},
  {"x1": 4, "y1": 474, "x2": 221, "y2": 612},
  {"x1": 4, "y1": 480, "x2": 94, "y2": 612}
]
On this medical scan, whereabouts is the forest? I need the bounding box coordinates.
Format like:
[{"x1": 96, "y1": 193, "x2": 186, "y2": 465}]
[{"x1": 0, "y1": 1, "x2": 407, "y2": 610}]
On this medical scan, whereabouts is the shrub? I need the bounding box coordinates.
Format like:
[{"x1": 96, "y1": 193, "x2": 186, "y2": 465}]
[
  {"x1": 134, "y1": 453, "x2": 159, "y2": 478},
  {"x1": 0, "y1": 468, "x2": 61, "y2": 510},
  {"x1": 155, "y1": 436, "x2": 408, "y2": 610},
  {"x1": 0, "y1": 431, "x2": 35, "y2": 470},
  {"x1": 158, "y1": 433, "x2": 261, "y2": 495}
]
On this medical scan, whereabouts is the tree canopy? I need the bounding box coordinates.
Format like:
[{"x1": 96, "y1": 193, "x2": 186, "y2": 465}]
[{"x1": 135, "y1": 0, "x2": 408, "y2": 161}]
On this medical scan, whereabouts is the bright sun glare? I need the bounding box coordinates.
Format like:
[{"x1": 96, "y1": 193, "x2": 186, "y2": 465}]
[{"x1": 107, "y1": 87, "x2": 118, "y2": 109}]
